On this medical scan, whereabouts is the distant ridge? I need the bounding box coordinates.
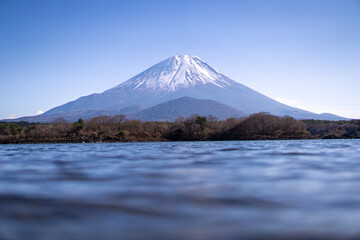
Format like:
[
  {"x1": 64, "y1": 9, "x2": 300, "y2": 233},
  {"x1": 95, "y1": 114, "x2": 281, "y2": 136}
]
[{"x1": 128, "y1": 97, "x2": 245, "y2": 121}]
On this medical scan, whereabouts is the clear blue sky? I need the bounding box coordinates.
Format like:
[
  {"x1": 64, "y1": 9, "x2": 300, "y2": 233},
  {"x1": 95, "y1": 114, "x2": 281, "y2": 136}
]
[{"x1": 1, "y1": 0, "x2": 359, "y2": 119}]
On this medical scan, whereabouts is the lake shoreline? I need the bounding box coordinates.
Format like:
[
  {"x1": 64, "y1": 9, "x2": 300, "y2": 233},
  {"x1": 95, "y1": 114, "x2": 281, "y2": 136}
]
[
  {"x1": 1, "y1": 113, "x2": 359, "y2": 144},
  {"x1": 1, "y1": 136, "x2": 349, "y2": 145}
]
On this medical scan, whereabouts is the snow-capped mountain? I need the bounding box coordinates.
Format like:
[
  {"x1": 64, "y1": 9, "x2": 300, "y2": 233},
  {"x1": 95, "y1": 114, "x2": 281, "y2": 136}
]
[
  {"x1": 11, "y1": 55, "x2": 347, "y2": 122},
  {"x1": 114, "y1": 55, "x2": 233, "y2": 91}
]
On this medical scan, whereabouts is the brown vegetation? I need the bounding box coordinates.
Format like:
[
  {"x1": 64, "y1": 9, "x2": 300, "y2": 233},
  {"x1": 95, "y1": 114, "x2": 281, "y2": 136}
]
[
  {"x1": 303, "y1": 119, "x2": 360, "y2": 139},
  {"x1": 0, "y1": 113, "x2": 358, "y2": 144}
]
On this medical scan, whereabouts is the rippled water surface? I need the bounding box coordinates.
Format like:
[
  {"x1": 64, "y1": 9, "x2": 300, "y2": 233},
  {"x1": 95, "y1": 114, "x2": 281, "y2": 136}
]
[{"x1": 1, "y1": 139, "x2": 360, "y2": 239}]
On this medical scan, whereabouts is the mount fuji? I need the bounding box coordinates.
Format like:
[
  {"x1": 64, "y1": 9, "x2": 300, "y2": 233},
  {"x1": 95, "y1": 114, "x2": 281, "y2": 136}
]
[{"x1": 12, "y1": 55, "x2": 346, "y2": 122}]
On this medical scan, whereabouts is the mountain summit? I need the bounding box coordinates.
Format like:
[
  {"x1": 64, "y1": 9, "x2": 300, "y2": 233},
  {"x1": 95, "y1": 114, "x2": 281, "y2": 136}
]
[
  {"x1": 113, "y1": 55, "x2": 233, "y2": 91},
  {"x1": 11, "y1": 55, "x2": 347, "y2": 122}
]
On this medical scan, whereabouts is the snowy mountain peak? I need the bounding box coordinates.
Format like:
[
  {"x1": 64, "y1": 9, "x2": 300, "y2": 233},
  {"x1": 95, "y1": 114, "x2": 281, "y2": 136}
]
[
  {"x1": 113, "y1": 55, "x2": 235, "y2": 91},
  {"x1": 19, "y1": 55, "x2": 348, "y2": 122}
]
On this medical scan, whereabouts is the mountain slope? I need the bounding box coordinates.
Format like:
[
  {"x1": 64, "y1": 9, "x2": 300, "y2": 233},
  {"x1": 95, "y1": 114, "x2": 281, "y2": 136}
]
[
  {"x1": 11, "y1": 54, "x2": 348, "y2": 122},
  {"x1": 10, "y1": 105, "x2": 145, "y2": 123},
  {"x1": 128, "y1": 97, "x2": 245, "y2": 121}
]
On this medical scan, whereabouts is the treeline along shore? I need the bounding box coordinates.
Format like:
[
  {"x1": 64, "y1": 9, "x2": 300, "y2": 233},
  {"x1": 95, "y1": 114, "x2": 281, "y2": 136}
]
[{"x1": 1, "y1": 113, "x2": 359, "y2": 144}]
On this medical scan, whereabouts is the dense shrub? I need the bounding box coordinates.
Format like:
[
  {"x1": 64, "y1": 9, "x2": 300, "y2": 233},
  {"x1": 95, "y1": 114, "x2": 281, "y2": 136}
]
[
  {"x1": 0, "y1": 123, "x2": 23, "y2": 135},
  {"x1": 226, "y1": 113, "x2": 309, "y2": 140},
  {"x1": 303, "y1": 119, "x2": 360, "y2": 138}
]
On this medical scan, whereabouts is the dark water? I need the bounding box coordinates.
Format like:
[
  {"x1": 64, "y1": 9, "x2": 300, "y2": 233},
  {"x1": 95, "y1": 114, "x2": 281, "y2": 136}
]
[{"x1": 0, "y1": 140, "x2": 360, "y2": 240}]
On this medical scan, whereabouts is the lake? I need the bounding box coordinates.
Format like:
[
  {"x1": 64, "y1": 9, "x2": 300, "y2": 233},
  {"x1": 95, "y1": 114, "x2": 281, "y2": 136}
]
[{"x1": 0, "y1": 139, "x2": 359, "y2": 239}]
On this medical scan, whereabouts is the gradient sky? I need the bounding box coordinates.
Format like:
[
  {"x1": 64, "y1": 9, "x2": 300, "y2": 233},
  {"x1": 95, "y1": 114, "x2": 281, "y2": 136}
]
[{"x1": 1, "y1": 0, "x2": 359, "y2": 119}]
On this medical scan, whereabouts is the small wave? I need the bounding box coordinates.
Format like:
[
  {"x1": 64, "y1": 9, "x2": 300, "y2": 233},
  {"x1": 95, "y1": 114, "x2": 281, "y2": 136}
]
[{"x1": 268, "y1": 151, "x2": 319, "y2": 156}]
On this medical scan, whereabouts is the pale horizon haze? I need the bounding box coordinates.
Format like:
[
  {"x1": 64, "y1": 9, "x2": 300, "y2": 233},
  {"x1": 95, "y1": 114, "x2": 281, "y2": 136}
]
[{"x1": 1, "y1": 0, "x2": 359, "y2": 119}]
